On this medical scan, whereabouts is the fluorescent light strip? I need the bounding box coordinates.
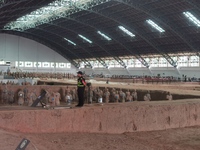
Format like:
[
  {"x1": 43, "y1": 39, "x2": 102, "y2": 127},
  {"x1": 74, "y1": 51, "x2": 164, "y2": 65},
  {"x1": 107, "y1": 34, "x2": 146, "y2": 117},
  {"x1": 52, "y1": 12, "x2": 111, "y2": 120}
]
[
  {"x1": 78, "y1": 34, "x2": 92, "y2": 43},
  {"x1": 64, "y1": 38, "x2": 76, "y2": 46},
  {"x1": 118, "y1": 26, "x2": 135, "y2": 37},
  {"x1": 183, "y1": 11, "x2": 200, "y2": 27},
  {"x1": 97, "y1": 31, "x2": 112, "y2": 41},
  {"x1": 146, "y1": 19, "x2": 165, "y2": 33}
]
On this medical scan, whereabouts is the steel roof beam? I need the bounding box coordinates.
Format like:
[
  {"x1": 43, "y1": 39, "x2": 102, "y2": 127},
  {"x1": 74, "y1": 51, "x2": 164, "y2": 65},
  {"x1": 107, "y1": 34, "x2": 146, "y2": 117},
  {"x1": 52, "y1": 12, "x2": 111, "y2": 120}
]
[
  {"x1": 3, "y1": 0, "x2": 128, "y2": 68},
  {"x1": 0, "y1": 0, "x2": 52, "y2": 16},
  {"x1": 184, "y1": 0, "x2": 200, "y2": 10},
  {"x1": 45, "y1": 22, "x2": 126, "y2": 68},
  {"x1": 3, "y1": 0, "x2": 109, "y2": 31},
  {"x1": 19, "y1": 0, "x2": 126, "y2": 68},
  {"x1": 88, "y1": 36, "x2": 127, "y2": 68},
  {"x1": 33, "y1": 27, "x2": 93, "y2": 68},
  {"x1": 59, "y1": 9, "x2": 150, "y2": 68},
  {"x1": 68, "y1": 4, "x2": 149, "y2": 67},
  {"x1": 13, "y1": 30, "x2": 80, "y2": 68},
  {"x1": 45, "y1": 22, "x2": 108, "y2": 68},
  {"x1": 0, "y1": 0, "x2": 27, "y2": 8},
  {"x1": 108, "y1": 0, "x2": 177, "y2": 67},
  {"x1": 116, "y1": 0, "x2": 199, "y2": 57},
  {"x1": 4, "y1": 30, "x2": 80, "y2": 68},
  {"x1": 79, "y1": 1, "x2": 177, "y2": 67}
]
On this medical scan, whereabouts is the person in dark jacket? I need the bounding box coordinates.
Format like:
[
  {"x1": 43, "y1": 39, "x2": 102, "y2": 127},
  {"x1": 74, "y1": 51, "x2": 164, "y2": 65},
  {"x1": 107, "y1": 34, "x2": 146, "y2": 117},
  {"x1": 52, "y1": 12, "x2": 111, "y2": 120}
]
[{"x1": 76, "y1": 71, "x2": 87, "y2": 107}]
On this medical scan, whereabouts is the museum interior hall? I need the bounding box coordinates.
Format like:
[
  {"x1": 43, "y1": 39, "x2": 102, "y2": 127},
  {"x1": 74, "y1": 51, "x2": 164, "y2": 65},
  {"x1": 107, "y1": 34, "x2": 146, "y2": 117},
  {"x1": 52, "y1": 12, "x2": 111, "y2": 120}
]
[{"x1": 0, "y1": 1, "x2": 200, "y2": 150}]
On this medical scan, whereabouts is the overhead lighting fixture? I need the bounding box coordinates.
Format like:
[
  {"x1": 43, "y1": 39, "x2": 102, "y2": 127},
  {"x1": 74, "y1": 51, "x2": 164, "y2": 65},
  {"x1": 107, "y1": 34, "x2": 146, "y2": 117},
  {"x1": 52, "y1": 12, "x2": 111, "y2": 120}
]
[
  {"x1": 118, "y1": 26, "x2": 135, "y2": 37},
  {"x1": 64, "y1": 38, "x2": 76, "y2": 46},
  {"x1": 78, "y1": 34, "x2": 92, "y2": 44},
  {"x1": 146, "y1": 19, "x2": 165, "y2": 33},
  {"x1": 97, "y1": 31, "x2": 112, "y2": 41},
  {"x1": 183, "y1": 11, "x2": 200, "y2": 27}
]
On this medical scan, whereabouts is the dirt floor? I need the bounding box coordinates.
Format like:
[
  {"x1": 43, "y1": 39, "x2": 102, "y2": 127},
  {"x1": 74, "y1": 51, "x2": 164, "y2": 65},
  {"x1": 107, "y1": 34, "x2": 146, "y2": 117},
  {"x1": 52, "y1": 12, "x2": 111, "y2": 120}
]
[
  {"x1": 41, "y1": 78, "x2": 200, "y2": 96},
  {"x1": 1, "y1": 80, "x2": 200, "y2": 150},
  {"x1": 0, "y1": 126, "x2": 200, "y2": 150}
]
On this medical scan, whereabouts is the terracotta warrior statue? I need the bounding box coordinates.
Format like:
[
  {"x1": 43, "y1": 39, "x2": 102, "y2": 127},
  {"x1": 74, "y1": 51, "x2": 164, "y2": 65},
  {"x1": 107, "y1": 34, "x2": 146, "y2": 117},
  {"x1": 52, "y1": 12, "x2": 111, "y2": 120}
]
[
  {"x1": 110, "y1": 88, "x2": 116, "y2": 102},
  {"x1": 166, "y1": 92, "x2": 173, "y2": 101},
  {"x1": 104, "y1": 88, "x2": 110, "y2": 103},
  {"x1": 28, "y1": 90, "x2": 37, "y2": 106},
  {"x1": 132, "y1": 89, "x2": 138, "y2": 101},
  {"x1": 96, "y1": 88, "x2": 103, "y2": 103},
  {"x1": 146, "y1": 91, "x2": 151, "y2": 101},
  {"x1": 2, "y1": 85, "x2": 8, "y2": 104},
  {"x1": 119, "y1": 89, "x2": 126, "y2": 103},
  {"x1": 8, "y1": 90, "x2": 15, "y2": 105},
  {"x1": 114, "y1": 91, "x2": 120, "y2": 103},
  {"x1": 144, "y1": 91, "x2": 151, "y2": 101},
  {"x1": 55, "y1": 92, "x2": 61, "y2": 106},
  {"x1": 18, "y1": 90, "x2": 25, "y2": 105},
  {"x1": 126, "y1": 89, "x2": 132, "y2": 102},
  {"x1": 88, "y1": 86, "x2": 93, "y2": 103},
  {"x1": 65, "y1": 91, "x2": 72, "y2": 105}
]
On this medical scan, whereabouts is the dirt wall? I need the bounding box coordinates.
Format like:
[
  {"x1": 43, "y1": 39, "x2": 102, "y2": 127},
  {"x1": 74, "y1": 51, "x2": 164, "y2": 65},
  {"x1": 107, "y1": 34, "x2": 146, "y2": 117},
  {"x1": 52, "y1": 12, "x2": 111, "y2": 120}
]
[{"x1": 0, "y1": 100, "x2": 199, "y2": 134}]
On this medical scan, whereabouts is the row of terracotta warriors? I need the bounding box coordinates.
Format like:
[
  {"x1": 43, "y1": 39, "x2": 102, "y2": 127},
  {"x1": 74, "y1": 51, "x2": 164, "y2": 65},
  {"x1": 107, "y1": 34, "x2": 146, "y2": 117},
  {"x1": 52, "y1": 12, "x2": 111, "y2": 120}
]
[
  {"x1": 0, "y1": 87, "x2": 173, "y2": 106},
  {"x1": 5, "y1": 72, "x2": 75, "y2": 79}
]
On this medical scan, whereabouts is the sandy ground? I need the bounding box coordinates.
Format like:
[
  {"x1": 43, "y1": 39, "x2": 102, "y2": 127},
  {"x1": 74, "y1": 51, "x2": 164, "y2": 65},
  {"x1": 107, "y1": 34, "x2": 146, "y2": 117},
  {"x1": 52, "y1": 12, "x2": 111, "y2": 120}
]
[{"x1": 0, "y1": 126, "x2": 200, "y2": 150}]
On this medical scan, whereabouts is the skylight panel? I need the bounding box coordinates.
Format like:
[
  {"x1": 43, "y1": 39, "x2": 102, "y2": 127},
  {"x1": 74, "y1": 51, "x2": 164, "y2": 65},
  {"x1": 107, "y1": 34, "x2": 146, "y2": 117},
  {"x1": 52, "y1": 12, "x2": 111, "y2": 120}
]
[
  {"x1": 118, "y1": 26, "x2": 135, "y2": 37},
  {"x1": 183, "y1": 11, "x2": 200, "y2": 27},
  {"x1": 146, "y1": 19, "x2": 165, "y2": 33},
  {"x1": 97, "y1": 31, "x2": 112, "y2": 41},
  {"x1": 3, "y1": 0, "x2": 92, "y2": 31},
  {"x1": 78, "y1": 34, "x2": 92, "y2": 44},
  {"x1": 64, "y1": 38, "x2": 76, "y2": 46}
]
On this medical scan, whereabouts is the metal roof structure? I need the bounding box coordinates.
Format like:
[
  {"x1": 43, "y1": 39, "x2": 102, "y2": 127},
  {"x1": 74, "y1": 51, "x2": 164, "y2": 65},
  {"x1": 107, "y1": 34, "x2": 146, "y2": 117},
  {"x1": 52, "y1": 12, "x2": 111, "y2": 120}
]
[{"x1": 0, "y1": 0, "x2": 200, "y2": 68}]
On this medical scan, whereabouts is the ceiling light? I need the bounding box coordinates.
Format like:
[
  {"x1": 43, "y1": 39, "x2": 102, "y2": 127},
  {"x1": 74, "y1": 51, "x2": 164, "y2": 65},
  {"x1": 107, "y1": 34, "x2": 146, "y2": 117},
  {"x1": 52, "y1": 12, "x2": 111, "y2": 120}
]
[
  {"x1": 183, "y1": 11, "x2": 200, "y2": 27},
  {"x1": 64, "y1": 38, "x2": 76, "y2": 46},
  {"x1": 118, "y1": 26, "x2": 135, "y2": 37},
  {"x1": 146, "y1": 19, "x2": 165, "y2": 33},
  {"x1": 78, "y1": 34, "x2": 92, "y2": 43},
  {"x1": 97, "y1": 31, "x2": 112, "y2": 41}
]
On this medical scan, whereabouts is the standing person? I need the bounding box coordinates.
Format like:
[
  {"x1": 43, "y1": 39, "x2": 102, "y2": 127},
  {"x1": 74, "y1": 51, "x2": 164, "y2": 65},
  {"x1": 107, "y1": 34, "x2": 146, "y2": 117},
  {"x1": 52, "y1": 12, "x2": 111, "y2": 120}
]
[{"x1": 76, "y1": 71, "x2": 87, "y2": 107}]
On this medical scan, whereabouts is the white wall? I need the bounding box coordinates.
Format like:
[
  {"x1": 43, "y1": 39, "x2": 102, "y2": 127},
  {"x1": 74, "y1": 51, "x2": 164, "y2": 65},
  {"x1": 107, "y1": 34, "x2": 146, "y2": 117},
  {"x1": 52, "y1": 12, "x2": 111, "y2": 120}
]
[
  {"x1": 150, "y1": 67, "x2": 180, "y2": 77},
  {"x1": 79, "y1": 68, "x2": 95, "y2": 75},
  {"x1": 93, "y1": 68, "x2": 111, "y2": 75},
  {"x1": 108, "y1": 68, "x2": 129, "y2": 75},
  {"x1": 128, "y1": 67, "x2": 152, "y2": 76},
  {"x1": 0, "y1": 34, "x2": 76, "y2": 73},
  {"x1": 80, "y1": 66, "x2": 200, "y2": 78},
  {"x1": 128, "y1": 67, "x2": 200, "y2": 78},
  {"x1": 178, "y1": 67, "x2": 200, "y2": 78}
]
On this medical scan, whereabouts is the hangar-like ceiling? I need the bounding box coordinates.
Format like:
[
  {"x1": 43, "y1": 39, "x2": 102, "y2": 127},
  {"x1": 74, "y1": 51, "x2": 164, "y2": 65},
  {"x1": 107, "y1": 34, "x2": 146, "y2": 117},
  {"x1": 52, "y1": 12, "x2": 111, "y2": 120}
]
[{"x1": 0, "y1": 0, "x2": 200, "y2": 68}]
